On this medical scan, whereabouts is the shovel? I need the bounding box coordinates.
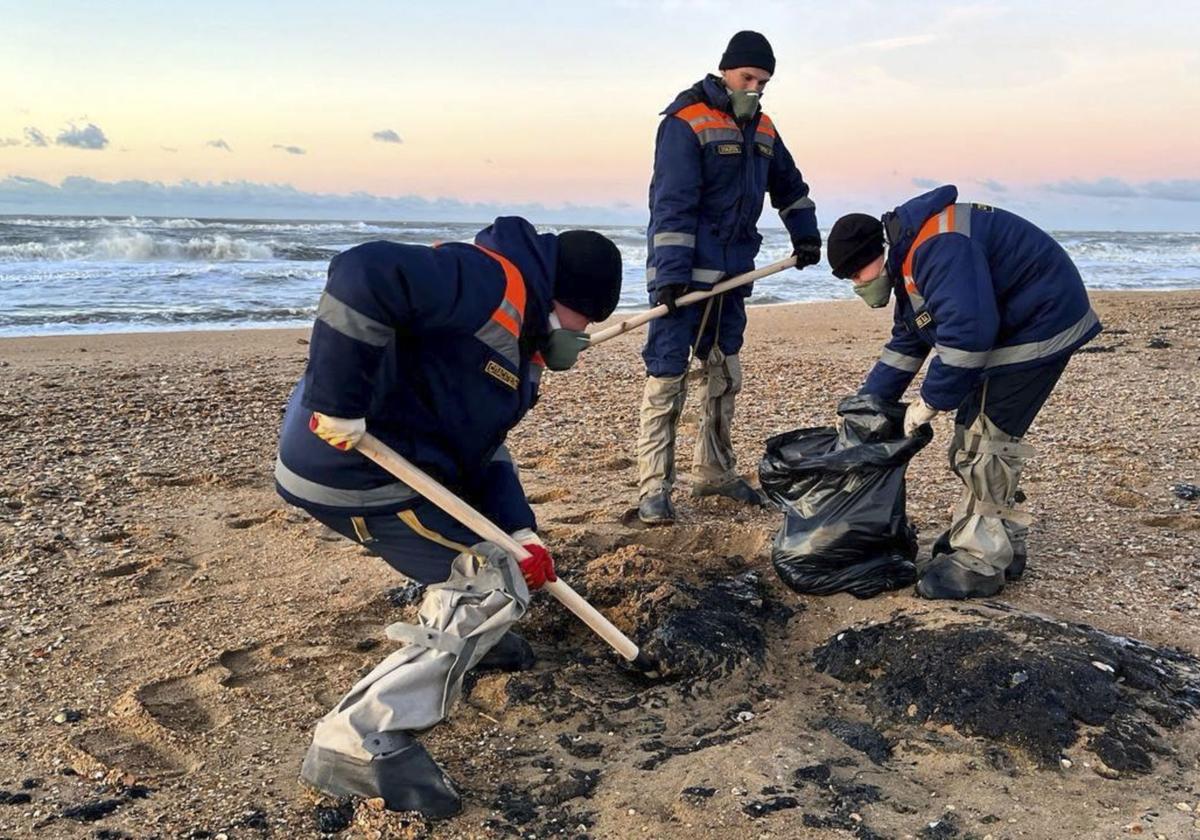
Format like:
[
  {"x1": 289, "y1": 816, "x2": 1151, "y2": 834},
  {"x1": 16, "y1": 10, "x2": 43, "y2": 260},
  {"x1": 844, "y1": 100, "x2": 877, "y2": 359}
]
[
  {"x1": 586, "y1": 255, "x2": 797, "y2": 347},
  {"x1": 356, "y1": 432, "x2": 660, "y2": 675}
]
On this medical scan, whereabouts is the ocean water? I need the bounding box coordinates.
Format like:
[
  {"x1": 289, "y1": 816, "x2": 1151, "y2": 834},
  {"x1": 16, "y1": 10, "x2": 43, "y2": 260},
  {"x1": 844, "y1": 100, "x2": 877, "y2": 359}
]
[{"x1": 0, "y1": 215, "x2": 1197, "y2": 337}]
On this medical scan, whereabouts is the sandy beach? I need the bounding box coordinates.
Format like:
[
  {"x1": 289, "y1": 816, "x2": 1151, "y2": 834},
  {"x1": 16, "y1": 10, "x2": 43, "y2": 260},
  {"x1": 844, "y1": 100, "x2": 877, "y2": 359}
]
[{"x1": 1, "y1": 290, "x2": 1198, "y2": 839}]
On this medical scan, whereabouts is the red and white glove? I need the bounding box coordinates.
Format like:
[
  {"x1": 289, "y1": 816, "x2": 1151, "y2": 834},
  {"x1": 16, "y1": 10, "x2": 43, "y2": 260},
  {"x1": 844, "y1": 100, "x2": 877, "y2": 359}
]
[
  {"x1": 512, "y1": 529, "x2": 557, "y2": 591},
  {"x1": 309, "y1": 412, "x2": 366, "y2": 451}
]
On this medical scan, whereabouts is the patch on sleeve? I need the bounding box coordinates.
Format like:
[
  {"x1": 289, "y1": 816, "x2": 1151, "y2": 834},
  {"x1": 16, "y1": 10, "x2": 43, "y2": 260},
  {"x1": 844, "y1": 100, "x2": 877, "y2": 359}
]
[
  {"x1": 755, "y1": 142, "x2": 774, "y2": 158},
  {"x1": 483, "y1": 359, "x2": 519, "y2": 390},
  {"x1": 915, "y1": 311, "x2": 934, "y2": 330},
  {"x1": 715, "y1": 143, "x2": 742, "y2": 155},
  {"x1": 971, "y1": 203, "x2": 994, "y2": 212}
]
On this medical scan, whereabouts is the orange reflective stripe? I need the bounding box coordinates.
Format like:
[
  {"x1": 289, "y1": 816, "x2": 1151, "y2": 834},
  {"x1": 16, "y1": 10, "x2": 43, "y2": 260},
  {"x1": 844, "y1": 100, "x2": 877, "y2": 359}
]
[
  {"x1": 901, "y1": 212, "x2": 945, "y2": 286},
  {"x1": 756, "y1": 114, "x2": 777, "y2": 138},
  {"x1": 531, "y1": 351, "x2": 546, "y2": 368},
  {"x1": 674, "y1": 102, "x2": 738, "y2": 134},
  {"x1": 472, "y1": 244, "x2": 526, "y2": 338}
]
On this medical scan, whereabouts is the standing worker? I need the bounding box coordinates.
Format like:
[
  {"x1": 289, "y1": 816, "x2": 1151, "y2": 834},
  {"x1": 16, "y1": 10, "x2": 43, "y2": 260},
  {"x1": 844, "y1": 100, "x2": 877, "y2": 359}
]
[
  {"x1": 827, "y1": 185, "x2": 1101, "y2": 599},
  {"x1": 275, "y1": 217, "x2": 622, "y2": 816},
  {"x1": 637, "y1": 30, "x2": 821, "y2": 526}
]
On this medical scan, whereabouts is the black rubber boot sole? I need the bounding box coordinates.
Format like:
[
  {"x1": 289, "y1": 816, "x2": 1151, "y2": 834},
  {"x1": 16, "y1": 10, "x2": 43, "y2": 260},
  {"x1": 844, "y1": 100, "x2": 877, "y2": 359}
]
[
  {"x1": 691, "y1": 478, "x2": 766, "y2": 507},
  {"x1": 916, "y1": 555, "x2": 1005, "y2": 600},
  {"x1": 637, "y1": 491, "x2": 675, "y2": 526},
  {"x1": 300, "y1": 734, "x2": 462, "y2": 819},
  {"x1": 476, "y1": 631, "x2": 535, "y2": 672}
]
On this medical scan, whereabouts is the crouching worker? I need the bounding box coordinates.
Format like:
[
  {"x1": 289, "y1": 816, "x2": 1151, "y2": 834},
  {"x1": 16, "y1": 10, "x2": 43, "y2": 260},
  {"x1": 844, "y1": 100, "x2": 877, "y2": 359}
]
[
  {"x1": 827, "y1": 185, "x2": 1101, "y2": 600},
  {"x1": 274, "y1": 217, "x2": 622, "y2": 817}
]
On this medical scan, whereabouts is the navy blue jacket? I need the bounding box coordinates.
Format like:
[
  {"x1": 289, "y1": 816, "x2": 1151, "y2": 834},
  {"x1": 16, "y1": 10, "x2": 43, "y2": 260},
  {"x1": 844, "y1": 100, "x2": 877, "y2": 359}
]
[
  {"x1": 646, "y1": 75, "x2": 817, "y2": 297},
  {"x1": 275, "y1": 217, "x2": 556, "y2": 533},
  {"x1": 862, "y1": 185, "x2": 1101, "y2": 411}
]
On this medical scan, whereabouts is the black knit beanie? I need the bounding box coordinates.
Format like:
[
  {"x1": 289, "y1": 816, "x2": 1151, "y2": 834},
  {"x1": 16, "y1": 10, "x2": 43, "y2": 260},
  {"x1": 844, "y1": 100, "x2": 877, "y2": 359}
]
[
  {"x1": 719, "y1": 31, "x2": 775, "y2": 75},
  {"x1": 554, "y1": 230, "x2": 623, "y2": 322},
  {"x1": 827, "y1": 214, "x2": 886, "y2": 279}
]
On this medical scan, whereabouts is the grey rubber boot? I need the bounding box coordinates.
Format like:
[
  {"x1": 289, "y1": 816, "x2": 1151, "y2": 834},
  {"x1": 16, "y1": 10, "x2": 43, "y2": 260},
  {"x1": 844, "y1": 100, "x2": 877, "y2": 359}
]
[
  {"x1": 637, "y1": 373, "x2": 689, "y2": 500},
  {"x1": 301, "y1": 730, "x2": 462, "y2": 818},
  {"x1": 692, "y1": 350, "x2": 744, "y2": 490},
  {"x1": 637, "y1": 488, "x2": 676, "y2": 525},
  {"x1": 931, "y1": 531, "x2": 1024, "y2": 581}
]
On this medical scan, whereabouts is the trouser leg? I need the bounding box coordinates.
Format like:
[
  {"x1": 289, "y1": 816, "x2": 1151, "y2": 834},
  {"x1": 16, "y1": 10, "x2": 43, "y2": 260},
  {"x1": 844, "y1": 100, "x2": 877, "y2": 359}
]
[
  {"x1": 637, "y1": 373, "x2": 689, "y2": 497},
  {"x1": 692, "y1": 349, "x2": 743, "y2": 488},
  {"x1": 301, "y1": 543, "x2": 529, "y2": 814}
]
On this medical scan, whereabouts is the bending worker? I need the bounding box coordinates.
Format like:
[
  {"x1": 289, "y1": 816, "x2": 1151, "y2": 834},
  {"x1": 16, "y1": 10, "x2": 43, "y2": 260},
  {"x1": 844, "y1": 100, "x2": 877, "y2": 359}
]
[
  {"x1": 275, "y1": 217, "x2": 622, "y2": 817},
  {"x1": 637, "y1": 30, "x2": 821, "y2": 525},
  {"x1": 827, "y1": 185, "x2": 1101, "y2": 600}
]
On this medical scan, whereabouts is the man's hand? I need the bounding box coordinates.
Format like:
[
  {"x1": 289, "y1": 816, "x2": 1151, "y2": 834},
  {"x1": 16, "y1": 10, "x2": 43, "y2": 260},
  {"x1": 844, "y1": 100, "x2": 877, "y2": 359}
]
[
  {"x1": 791, "y1": 234, "x2": 822, "y2": 270},
  {"x1": 903, "y1": 398, "x2": 939, "y2": 437},
  {"x1": 654, "y1": 284, "x2": 685, "y2": 315},
  {"x1": 517, "y1": 540, "x2": 557, "y2": 591},
  {"x1": 309, "y1": 412, "x2": 366, "y2": 451}
]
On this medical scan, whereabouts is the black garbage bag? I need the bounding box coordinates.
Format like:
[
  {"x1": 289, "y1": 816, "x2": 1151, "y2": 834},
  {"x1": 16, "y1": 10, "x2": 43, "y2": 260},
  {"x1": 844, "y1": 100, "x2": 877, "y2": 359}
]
[{"x1": 758, "y1": 394, "x2": 933, "y2": 599}]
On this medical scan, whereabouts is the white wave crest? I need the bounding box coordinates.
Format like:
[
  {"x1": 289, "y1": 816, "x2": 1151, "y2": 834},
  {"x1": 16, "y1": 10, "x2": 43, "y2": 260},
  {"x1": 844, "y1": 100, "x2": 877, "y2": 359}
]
[{"x1": 0, "y1": 232, "x2": 274, "y2": 261}]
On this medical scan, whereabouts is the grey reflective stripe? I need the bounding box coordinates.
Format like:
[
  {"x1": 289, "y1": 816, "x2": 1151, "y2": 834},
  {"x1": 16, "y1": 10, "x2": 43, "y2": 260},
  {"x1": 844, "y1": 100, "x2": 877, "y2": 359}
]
[
  {"x1": 275, "y1": 456, "x2": 417, "y2": 508},
  {"x1": 780, "y1": 196, "x2": 816, "y2": 218},
  {"x1": 953, "y1": 203, "x2": 972, "y2": 237},
  {"x1": 909, "y1": 291, "x2": 927, "y2": 309},
  {"x1": 490, "y1": 443, "x2": 513, "y2": 465},
  {"x1": 754, "y1": 131, "x2": 775, "y2": 146},
  {"x1": 879, "y1": 348, "x2": 926, "y2": 372},
  {"x1": 986, "y1": 308, "x2": 1100, "y2": 368},
  {"x1": 654, "y1": 232, "x2": 696, "y2": 248},
  {"x1": 646, "y1": 266, "x2": 724, "y2": 284},
  {"x1": 474, "y1": 319, "x2": 520, "y2": 367},
  {"x1": 697, "y1": 128, "x2": 742, "y2": 145},
  {"x1": 316, "y1": 291, "x2": 393, "y2": 347},
  {"x1": 935, "y1": 343, "x2": 990, "y2": 369}
]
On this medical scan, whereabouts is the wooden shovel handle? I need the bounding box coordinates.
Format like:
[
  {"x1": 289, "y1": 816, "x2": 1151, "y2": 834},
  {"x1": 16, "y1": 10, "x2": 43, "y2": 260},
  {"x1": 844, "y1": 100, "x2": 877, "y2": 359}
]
[{"x1": 356, "y1": 433, "x2": 641, "y2": 662}]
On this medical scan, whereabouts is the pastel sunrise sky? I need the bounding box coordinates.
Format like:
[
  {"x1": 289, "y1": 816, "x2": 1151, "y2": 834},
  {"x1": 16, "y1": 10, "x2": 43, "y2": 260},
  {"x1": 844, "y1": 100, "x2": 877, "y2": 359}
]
[{"x1": 2, "y1": 0, "x2": 1198, "y2": 229}]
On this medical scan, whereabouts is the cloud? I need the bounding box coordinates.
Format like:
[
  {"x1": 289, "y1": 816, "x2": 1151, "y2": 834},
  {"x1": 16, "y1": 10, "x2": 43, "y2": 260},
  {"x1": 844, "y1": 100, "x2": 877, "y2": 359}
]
[
  {"x1": 372, "y1": 129, "x2": 403, "y2": 144},
  {"x1": 1042, "y1": 177, "x2": 1138, "y2": 199},
  {"x1": 912, "y1": 177, "x2": 940, "y2": 189},
  {"x1": 1040, "y1": 177, "x2": 1200, "y2": 204},
  {"x1": 206, "y1": 139, "x2": 232, "y2": 152},
  {"x1": 1140, "y1": 180, "x2": 1200, "y2": 203},
  {"x1": 976, "y1": 178, "x2": 1008, "y2": 193},
  {"x1": 273, "y1": 144, "x2": 306, "y2": 155},
  {"x1": 24, "y1": 127, "x2": 48, "y2": 147},
  {"x1": 0, "y1": 137, "x2": 20, "y2": 147},
  {"x1": 55, "y1": 123, "x2": 109, "y2": 150},
  {"x1": 0, "y1": 175, "x2": 642, "y2": 225}
]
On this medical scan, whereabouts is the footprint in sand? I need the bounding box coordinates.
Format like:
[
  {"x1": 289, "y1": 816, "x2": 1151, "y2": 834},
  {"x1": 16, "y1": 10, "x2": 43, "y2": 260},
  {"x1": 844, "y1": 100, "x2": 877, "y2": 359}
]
[
  {"x1": 527, "y1": 487, "x2": 571, "y2": 504},
  {"x1": 136, "y1": 671, "x2": 231, "y2": 734}
]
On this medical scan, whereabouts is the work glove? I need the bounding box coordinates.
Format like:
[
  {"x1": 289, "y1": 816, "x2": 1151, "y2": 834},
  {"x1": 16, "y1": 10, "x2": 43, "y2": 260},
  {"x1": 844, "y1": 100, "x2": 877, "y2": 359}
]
[
  {"x1": 903, "y1": 398, "x2": 939, "y2": 437},
  {"x1": 511, "y1": 529, "x2": 557, "y2": 591},
  {"x1": 309, "y1": 412, "x2": 366, "y2": 451},
  {"x1": 654, "y1": 284, "x2": 686, "y2": 315},
  {"x1": 791, "y1": 233, "x2": 822, "y2": 270}
]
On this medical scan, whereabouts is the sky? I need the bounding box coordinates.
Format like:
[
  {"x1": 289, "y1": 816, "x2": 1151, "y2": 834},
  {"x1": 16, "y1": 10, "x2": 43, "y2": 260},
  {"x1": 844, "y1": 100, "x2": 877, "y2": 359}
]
[{"x1": 1, "y1": 0, "x2": 1198, "y2": 230}]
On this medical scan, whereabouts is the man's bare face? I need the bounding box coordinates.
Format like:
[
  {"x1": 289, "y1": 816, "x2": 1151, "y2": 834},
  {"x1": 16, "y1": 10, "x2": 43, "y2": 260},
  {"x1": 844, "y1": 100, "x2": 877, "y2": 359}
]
[{"x1": 721, "y1": 67, "x2": 772, "y2": 93}]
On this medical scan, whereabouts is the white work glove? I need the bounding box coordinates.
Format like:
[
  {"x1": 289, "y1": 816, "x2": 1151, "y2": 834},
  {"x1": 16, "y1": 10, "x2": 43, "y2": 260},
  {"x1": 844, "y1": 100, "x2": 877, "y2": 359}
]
[
  {"x1": 903, "y1": 398, "x2": 939, "y2": 437},
  {"x1": 308, "y1": 412, "x2": 366, "y2": 451}
]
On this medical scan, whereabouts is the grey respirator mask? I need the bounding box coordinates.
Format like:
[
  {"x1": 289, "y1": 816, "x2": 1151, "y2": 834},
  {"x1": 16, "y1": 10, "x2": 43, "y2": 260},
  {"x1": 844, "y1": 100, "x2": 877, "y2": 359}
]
[
  {"x1": 727, "y1": 89, "x2": 760, "y2": 122},
  {"x1": 542, "y1": 312, "x2": 589, "y2": 371},
  {"x1": 853, "y1": 264, "x2": 893, "y2": 309}
]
